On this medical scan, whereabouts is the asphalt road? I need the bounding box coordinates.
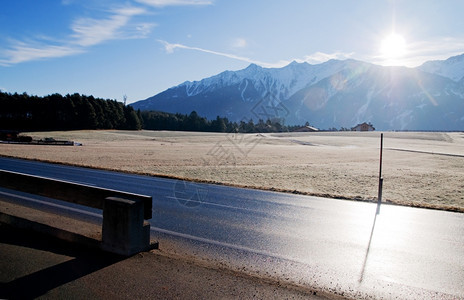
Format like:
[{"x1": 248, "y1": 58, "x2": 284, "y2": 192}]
[{"x1": 1, "y1": 157, "x2": 463, "y2": 299}]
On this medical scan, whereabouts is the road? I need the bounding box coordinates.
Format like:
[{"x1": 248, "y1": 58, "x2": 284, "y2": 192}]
[{"x1": 0, "y1": 157, "x2": 463, "y2": 299}]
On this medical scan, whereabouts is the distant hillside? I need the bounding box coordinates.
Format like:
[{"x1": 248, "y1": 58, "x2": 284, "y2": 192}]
[{"x1": 132, "y1": 54, "x2": 464, "y2": 131}]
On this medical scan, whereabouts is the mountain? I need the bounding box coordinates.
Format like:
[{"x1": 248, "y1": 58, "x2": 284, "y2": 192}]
[
  {"x1": 131, "y1": 54, "x2": 464, "y2": 131},
  {"x1": 418, "y1": 53, "x2": 464, "y2": 82},
  {"x1": 286, "y1": 64, "x2": 464, "y2": 130}
]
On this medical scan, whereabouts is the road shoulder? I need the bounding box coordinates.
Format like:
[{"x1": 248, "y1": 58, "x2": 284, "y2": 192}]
[{"x1": 0, "y1": 223, "x2": 328, "y2": 299}]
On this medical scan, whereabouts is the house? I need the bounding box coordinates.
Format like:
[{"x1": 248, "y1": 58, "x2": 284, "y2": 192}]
[
  {"x1": 0, "y1": 130, "x2": 32, "y2": 143},
  {"x1": 351, "y1": 122, "x2": 375, "y2": 131},
  {"x1": 294, "y1": 125, "x2": 319, "y2": 132},
  {"x1": 0, "y1": 130, "x2": 19, "y2": 141}
]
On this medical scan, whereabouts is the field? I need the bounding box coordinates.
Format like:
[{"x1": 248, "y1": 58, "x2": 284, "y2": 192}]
[{"x1": 1, "y1": 130, "x2": 463, "y2": 212}]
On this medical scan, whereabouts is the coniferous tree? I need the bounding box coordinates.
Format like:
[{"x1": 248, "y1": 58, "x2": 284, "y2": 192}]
[{"x1": 0, "y1": 91, "x2": 143, "y2": 131}]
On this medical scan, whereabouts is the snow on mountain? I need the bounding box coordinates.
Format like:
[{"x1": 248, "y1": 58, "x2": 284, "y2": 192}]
[
  {"x1": 284, "y1": 63, "x2": 464, "y2": 130},
  {"x1": 179, "y1": 59, "x2": 369, "y2": 102},
  {"x1": 131, "y1": 54, "x2": 464, "y2": 131},
  {"x1": 418, "y1": 53, "x2": 464, "y2": 82}
]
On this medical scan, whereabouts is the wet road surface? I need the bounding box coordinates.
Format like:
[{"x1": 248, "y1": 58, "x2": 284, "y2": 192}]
[{"x1": 1, "y1": 157, "x2": 463, "y2": 299}]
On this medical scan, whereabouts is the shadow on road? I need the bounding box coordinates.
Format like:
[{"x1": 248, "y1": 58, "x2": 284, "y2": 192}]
[
  {"x1": 0, "y1": 224, "x2": 124, "y2": 299},
  {"x1": 358, "y1": 202, "x2": 381, "y2": 283}
]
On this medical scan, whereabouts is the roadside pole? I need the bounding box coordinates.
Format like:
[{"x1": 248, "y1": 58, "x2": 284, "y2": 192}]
[{"x1": 376, "y1": 133, "x2": 383, "y2": 215}]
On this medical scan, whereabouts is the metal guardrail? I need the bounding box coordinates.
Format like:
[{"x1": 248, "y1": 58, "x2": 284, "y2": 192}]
[
  {"x1": 0, "y1": 169, "x2": 153, "y2": 256},
  {"x1": 0, "y1": 169, "x2": 152, "y2": 219}
]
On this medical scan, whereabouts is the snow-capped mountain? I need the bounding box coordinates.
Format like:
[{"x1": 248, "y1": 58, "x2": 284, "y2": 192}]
[
  {"x1": 419, "y1": 53, "x2": 464, "y2": 82},
  {"x1": 285, "y1": 64, "x2": 464, "y2": 130},
  {"x1": 180, "y1": 59, "x2": 368, "y2": 102},
  {"x1": 131, "y1": 54, "x2": 464, "y2": 131}
]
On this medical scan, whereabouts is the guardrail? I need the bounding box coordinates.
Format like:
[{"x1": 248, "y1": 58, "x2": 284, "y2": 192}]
[{"x1": 0, "y1": 169, "x2": 153, "y2": 256}]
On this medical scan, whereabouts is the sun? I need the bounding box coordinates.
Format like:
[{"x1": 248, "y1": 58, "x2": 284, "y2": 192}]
[{"x1": 380, "y1": 33, "x2": 407, "y2": 59}]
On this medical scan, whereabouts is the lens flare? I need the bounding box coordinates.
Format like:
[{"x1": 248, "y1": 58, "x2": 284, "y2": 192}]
[{"x1": 380, "y1": 33, "x2": 407, "y2": 59}]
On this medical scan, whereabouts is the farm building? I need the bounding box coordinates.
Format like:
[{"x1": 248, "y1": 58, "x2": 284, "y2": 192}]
[
  {"x1": 0, "y1": 130, "x2": 19, "y2": 141},
  {"x1": 351, "y1": 122, "x2": 375, "y2": 131},
  {"x1": 293, "y1": 125, "x2": 319, "y2": 132},
  {"x1": 0, "y1": 130, "x2": 32, "y2": 143}
]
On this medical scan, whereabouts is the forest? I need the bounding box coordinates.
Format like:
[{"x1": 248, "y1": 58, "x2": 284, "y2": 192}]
[
  {"x1": 0, "y1": 92, "x2": 142, "y2": 131},
  {"x1": 140, "y1": 110, "x2": 303, "y2": 133},
  {"x1": 0, "y1": 91, "x2": 303, "y2": 133}
]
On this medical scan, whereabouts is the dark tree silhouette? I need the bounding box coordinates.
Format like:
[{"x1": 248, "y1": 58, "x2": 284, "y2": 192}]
[{"x1": 0, "y1": 91, "x2": 142, "y2": 131}]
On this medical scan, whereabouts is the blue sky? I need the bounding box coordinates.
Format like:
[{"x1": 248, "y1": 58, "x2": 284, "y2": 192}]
[{"x1": 1, "y1": 0, "x2": 463, "y2": 104}]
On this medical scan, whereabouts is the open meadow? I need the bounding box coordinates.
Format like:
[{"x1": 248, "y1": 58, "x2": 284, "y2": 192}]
[{"x1": 1, "y1": 130, "x2": 463, "y2": 212}]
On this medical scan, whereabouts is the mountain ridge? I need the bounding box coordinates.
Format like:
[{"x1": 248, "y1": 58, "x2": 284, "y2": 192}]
[
  {"x1": 131, "y1": 54, "x2": 464, "y2": 131},
  {"x1": 418, "y1": 53, "x2": 464, "y2": 82}
]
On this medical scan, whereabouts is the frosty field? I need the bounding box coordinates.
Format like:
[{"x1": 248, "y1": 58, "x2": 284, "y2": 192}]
[{"x1": 1, "y1": 130, "x2": 463, "y2": 212}]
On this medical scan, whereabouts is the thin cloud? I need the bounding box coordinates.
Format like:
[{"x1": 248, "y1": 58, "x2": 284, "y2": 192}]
[
  {"x1": 159, "y1": 40, "x2": 289, "y2": 68},
  {"x1": 366, "y1": 36, "x2": 464, "y2": 67},
  {"x1": 0, "y1": 42, "x2": 84, "y2": 66},
  {"x1": 158, "y1": 40, "x2": 362, "y2": 68},
  {"x1": 71, "y1": 16, "x2": 130, "y2": 47},
  {"x1": 71, "y1": 7, "x2": 147, "y2": 47},
  {"x1": 0, "y1": 5, "x2": 152, "y2": 65},
  {"x1": 135, "y1": 0, "x2": 213, "y2": 7},
  {"x1": 301, "y1": 52, "x2": 355, "y2": 64},
  {"x1": 232, "y1": 38, "x2": 247, "y2": 49},
  {"x1": 1, "y1": 1, "x2": 213, "y2": 66},
  {"x1": 407, "y1": 37, "x2": 464, "y2": 63}
]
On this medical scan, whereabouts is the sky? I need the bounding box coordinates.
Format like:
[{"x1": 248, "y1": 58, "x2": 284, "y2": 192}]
[{"x1": 1, "y1": 0, "x2": 463, "y2": 104}]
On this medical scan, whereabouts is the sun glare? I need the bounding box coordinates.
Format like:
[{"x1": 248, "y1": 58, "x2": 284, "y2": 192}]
[{"x1": 380, "y1": 33, "x2": 407, "y2": 60}]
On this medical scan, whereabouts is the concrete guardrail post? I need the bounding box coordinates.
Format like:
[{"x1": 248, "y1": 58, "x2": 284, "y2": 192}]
[{"x1": 102, "y1": 197, "x2": 151, "y2": 256}]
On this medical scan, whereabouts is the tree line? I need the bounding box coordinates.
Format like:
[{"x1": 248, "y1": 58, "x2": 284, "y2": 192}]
[
  {"x1": 140, "y1": 110, "x2": 303, "y2": 133},
  {"x1": 0, "y1": 91, "x2": 305, "y2": 133},
  {"x1": 0, "y1": 91, "x2": 142, "y2": 131}
]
